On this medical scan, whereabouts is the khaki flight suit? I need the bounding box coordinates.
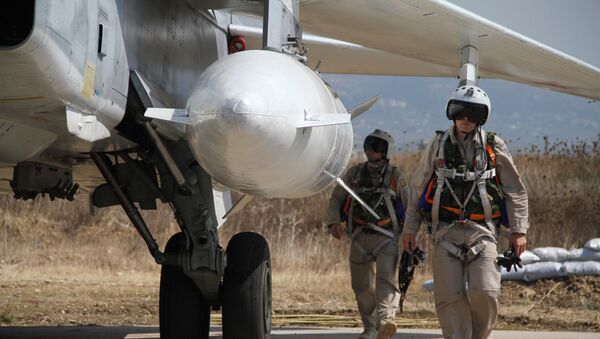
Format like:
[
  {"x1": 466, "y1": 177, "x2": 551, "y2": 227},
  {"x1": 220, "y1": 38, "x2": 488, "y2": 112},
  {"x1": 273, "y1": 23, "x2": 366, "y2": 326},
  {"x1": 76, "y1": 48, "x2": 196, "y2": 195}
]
[
  {"x1": 403, "y1": 126, "x2": 529, "y2": 339},
  {"x1": 327, "y1": 161, "x2": 409, "y2": 331}
]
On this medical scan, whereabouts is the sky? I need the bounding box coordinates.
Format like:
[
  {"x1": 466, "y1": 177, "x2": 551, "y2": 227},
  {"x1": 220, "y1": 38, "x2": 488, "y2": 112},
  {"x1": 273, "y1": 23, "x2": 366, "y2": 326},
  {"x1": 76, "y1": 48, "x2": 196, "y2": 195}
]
[{"x1": 321, "y1": 0, "x2": 600, "y2": 151}]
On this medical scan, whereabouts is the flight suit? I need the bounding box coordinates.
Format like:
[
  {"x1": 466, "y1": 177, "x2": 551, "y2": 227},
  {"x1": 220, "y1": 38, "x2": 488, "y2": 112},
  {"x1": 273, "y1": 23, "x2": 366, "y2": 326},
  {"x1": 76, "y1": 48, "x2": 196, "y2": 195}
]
[
  {"x1": 327, "y1": 161, "x2": 409, "y2": 332},
  {"x1": 403, "y1": 126, "x2": 529, "y2": 339}
]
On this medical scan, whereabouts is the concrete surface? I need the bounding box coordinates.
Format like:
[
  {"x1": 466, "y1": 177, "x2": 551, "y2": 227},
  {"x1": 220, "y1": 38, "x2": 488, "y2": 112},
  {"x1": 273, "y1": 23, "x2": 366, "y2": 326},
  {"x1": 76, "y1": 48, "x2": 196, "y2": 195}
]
[{"x1": 0, "y1": 326, "x2": 598, "y2": 339}]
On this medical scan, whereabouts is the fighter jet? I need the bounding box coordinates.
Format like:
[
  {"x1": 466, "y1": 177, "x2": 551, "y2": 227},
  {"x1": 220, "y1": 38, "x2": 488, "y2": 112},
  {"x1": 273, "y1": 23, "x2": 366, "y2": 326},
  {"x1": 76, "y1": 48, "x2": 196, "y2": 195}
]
[{"x1": 0, "y1": 1, "x2": 599, "y2": 338}]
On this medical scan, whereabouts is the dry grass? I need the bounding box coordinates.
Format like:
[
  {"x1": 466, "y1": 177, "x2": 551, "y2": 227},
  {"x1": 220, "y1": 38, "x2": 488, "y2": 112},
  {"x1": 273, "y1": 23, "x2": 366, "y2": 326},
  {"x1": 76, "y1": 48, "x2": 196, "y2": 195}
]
[{"x1": 1, "y1": 136, "x2": 599, "y2": 275}]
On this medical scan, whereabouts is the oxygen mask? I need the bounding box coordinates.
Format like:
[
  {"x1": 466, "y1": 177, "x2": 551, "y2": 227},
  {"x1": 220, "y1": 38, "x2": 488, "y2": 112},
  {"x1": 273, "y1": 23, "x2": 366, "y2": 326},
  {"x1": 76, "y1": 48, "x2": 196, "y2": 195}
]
[{"x1": 364, "y1": 138, "x2": 388, "y2": 154}]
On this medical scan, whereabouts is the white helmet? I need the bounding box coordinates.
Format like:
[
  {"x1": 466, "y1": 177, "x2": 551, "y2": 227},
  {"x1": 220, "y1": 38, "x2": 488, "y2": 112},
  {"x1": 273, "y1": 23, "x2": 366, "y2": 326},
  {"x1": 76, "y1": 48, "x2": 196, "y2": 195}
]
[
  {"x1": 363, "y1": 129, "x2": 395, "y2": 159},
  {"x1": 446, "y1": 85, "x2": 491, "y2": 125}
]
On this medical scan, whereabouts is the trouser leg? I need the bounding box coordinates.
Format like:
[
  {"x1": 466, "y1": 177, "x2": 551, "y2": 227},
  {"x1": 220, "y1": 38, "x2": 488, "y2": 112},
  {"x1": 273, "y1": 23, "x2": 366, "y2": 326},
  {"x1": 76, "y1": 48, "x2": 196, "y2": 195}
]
[
  {"x1": 350, "y1": 239, "x2": 377, "y2": 330},
  {"x1": 467, "y1": 242, "x2": 501, "y2": 339},
  {"x1": 433, "y1": 244, "x2": 472, "y2": 339},
  {"x1": 374, "y1": 239, "x2": 400, "y2": 325}
]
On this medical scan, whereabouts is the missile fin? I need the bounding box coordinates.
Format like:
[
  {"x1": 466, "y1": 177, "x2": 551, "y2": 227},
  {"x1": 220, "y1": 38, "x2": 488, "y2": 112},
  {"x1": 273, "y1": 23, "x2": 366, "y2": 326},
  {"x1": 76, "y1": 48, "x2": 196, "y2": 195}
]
[
  {"x1": 348, "y1": 94, "x2": 381, "y2": 119},
  {"x1": 295, "y1": 112, "x2": 350, "y2": 129},
  {"x1": 144, "y1": 108, "x2": 191, "y2": 125}
]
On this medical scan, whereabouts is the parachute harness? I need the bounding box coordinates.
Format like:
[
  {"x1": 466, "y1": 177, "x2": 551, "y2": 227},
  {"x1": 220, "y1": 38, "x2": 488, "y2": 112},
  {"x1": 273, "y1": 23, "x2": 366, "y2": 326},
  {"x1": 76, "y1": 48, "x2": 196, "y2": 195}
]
[
  {"x1": 347, "y1": 161, "x2": 400, "y2": 262},
  {"x1": 430, "y1": 128, "x2": 498, "y2": 262}
]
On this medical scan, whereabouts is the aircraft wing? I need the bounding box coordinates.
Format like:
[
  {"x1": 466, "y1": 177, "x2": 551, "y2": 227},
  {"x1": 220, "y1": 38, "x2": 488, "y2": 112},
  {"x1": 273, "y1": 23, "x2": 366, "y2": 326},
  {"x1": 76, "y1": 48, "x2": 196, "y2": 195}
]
[{"x1": 223, "y1": 0, "x2": 600, "y2": 101}]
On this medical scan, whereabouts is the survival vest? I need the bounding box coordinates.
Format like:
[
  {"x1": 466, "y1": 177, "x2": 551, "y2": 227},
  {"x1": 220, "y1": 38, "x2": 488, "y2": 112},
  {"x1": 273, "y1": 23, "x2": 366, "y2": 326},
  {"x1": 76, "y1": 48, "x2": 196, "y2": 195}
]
[
  {"x1": 342, "y1": 161, "x2": 405, "y2": 232},
  {"x1": 419, "y1": 129, "x2": 508, "y2": 228}
]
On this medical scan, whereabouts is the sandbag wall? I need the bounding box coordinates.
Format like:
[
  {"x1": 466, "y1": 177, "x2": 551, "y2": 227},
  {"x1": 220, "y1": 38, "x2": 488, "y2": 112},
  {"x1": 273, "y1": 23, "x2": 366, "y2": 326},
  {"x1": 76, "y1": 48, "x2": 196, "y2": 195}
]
[{"x1": 501, "y1": 238, "x2": 600, "y2": 282}]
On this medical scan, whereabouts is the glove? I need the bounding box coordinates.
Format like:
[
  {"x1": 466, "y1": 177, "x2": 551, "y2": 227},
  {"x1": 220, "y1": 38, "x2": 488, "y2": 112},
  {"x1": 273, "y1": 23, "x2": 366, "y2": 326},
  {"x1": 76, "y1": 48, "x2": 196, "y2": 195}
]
[{"x1": 496, "y1": 246, "x2": 523, "y2": 272}]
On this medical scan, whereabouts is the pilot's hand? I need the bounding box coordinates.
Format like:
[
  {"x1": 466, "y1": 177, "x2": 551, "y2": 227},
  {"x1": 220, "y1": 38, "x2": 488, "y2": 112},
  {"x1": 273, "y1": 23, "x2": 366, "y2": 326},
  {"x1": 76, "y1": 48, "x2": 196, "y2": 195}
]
[
  {"x1": 329, "y1": 223, "x2": 346, "y2": 239},
  {"x1": 509, "y1": 233, "x2": 527, "y2": 257},
  {"x1": 402, "y1": 233, "x2": 416, "y2": 254}
]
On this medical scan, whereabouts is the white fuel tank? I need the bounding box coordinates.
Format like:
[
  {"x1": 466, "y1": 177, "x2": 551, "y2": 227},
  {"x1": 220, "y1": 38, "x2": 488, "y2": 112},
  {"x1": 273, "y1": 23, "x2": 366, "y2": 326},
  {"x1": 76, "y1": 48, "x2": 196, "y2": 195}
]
[{"x1": 186, "y1": 50, "x2": 353, "y2": 198}]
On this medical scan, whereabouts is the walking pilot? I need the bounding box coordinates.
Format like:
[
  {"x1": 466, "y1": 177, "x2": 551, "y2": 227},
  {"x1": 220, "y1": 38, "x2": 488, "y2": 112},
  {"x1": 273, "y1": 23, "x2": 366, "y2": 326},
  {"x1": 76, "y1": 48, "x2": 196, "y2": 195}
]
[
  {"x1": 402, "y1": 85, "x2": 529, "y2": 339},
  {"x1": 327, "y1": 129, "x2": 409, "y2": 339}
]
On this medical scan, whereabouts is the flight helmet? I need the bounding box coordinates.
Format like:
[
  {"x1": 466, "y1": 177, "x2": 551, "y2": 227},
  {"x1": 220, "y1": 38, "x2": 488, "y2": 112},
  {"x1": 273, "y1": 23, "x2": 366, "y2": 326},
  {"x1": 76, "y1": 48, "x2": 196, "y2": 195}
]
[
  {"x1": 363, "y1": 129, "x2": 395, "y2": 159},
  {"x1": 446, "y1": 85, "x2": 491, "y2": 125}
]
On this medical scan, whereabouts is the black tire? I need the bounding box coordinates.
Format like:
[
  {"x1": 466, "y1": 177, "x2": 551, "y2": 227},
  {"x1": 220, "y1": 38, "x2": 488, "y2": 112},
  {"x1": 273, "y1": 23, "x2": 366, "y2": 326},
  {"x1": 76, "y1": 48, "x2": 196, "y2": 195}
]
[
  {"x1": 222, "y1": 232, "x2": 272, "y2": 339},
  {"x1": 160, "y1": 232, "x2": 210, "y2": 339}
]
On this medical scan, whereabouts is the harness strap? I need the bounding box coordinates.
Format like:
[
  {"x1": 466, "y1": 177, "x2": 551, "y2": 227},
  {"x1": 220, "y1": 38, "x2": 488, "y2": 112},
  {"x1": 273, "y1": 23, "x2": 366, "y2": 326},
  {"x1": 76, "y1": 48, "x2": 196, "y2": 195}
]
[
  {"x1": 431, "y1": 175, "x2": 445, "y2": 235},
  {"x1": 436, "y1": 130, "x2": 451, "y2": 166},
  {"x1": 350, "y1": 225, "x2": 395, "y2": 262},
  {"x1": 477, "y1": 178, "x2": 493, "y2": 226},
  {"x1": 431, "y1": 131, "x2": 452, "y2": 234},
  {"x1": 436, "y1": 168, "x2": 496, "y2": 181},
  {"x1": 384, "y1": 195, "x2": 400, "y2": 234},
  {"x1": 380, "y1": 163, "x2": 400, "y2": 234},
  {"x1": 443, "y1": 177, "x2": 478, "y2": 220},
  {"x1": 434, "y1": 219, "x2": 497, "y2": 245},
  {"x1": 357, "y1": 187, "x2": 396, "y2": 197},
  {"x1": 352, "y1": 217, "x2": 392, "y2": 227},
  {"x1": 365, "y1": 223, "x2": 396, "y2": 239},
  {"x1": 347, "y1": 163, "x2": 368, "y2": 233}
]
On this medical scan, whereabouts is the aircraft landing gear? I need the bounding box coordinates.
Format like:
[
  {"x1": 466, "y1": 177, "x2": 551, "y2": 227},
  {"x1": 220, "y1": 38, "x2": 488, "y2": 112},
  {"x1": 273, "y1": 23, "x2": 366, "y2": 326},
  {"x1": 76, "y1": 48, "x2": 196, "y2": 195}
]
[
  {"x1": 90, "y1": 141, "x2": 272, "y2": 338},
  {"x1": 222, "y1": 232, "x2": 272, "y2": 339}
]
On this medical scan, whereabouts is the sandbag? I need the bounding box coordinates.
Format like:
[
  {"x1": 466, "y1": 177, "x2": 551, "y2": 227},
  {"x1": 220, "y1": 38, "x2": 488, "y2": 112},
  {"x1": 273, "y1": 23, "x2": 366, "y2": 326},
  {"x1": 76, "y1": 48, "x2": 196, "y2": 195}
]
[
  {"x1": 519, "y1": 250, "x2": 540, "y2": 264},
  {"x1": 584, "y1": 238, "x2": 600, "y2": 251},
  {"x1": 566, "y1": 248, "x2": 600, "y2": 261},
  {"x1": 580, "y1": 248, "x2": 600, "y2": 261},
  {"x1": 531, "y1": 247, "x2": 577, "y2": 262},
  {"x1": 422, "y1": 279, "x2": 434, "y2": 291},
  {"x1": 562, "y1": 261, "x2": 600, "y2": 276},
  {"x1": 500, "y1": 266, "x2": 525, "y2": 281},
  {"x1": 568, "y1": 248, "x2": 583, "y2": 258},
  {"x1": 523, "y1": 262, "x2": 565, "y2": 282}
]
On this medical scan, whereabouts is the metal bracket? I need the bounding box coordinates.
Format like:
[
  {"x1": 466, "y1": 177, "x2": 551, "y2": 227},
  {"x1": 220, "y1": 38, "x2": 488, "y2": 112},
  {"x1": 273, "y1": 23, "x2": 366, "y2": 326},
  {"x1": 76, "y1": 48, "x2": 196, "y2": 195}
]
[
  {"x1": 66, "y1": 106, "x2": 111, "y2": 142},
  {"x1": 459, "y1": 45, "x2": 479, "y2": 87},
  {"x1": 263, "y1": 0, "x2": 306, "y2": 61}
]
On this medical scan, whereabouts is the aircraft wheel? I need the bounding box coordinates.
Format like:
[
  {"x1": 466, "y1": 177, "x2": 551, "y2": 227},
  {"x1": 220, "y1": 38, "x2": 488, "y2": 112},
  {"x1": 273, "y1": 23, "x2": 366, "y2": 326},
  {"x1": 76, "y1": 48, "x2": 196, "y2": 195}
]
[
  {"x1": 222, "y1": 232, "x2": 272, "y2": 339},
  {"x1": 160, "y1": 232, "x2": 210, "y2": 339}
]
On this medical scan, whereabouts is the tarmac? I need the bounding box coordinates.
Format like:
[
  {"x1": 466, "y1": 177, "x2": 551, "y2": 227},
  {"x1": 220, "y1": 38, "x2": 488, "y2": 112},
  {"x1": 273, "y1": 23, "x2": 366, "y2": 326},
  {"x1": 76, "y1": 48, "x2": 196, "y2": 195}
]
[{"x1": 0, "y1": 326, "x2": 598, "y2": 339}]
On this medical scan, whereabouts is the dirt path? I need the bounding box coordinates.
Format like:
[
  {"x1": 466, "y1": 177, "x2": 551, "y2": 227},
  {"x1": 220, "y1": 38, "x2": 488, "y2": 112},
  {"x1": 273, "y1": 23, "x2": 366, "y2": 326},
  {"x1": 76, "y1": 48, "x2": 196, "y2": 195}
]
[{"x1": 0, "y1": 267, "x2": 598, "y2": 332}]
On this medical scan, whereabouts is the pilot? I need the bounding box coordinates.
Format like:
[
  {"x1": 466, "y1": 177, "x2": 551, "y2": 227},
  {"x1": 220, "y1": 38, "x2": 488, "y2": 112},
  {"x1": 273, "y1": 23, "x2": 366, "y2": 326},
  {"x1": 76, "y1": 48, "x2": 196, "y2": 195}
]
[
  {"x1": 402, "y1": 86, "x2": 529, "y2": 339},
  {"x1": 326, "y1": 129, "x2": 409, "y2": 339}
]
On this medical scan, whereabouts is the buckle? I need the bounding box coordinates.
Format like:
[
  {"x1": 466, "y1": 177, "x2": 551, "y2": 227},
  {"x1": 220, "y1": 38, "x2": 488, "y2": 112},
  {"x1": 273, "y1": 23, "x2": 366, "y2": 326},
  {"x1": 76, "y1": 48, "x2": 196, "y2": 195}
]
[{"x1": 462, "y1": 248, "x2": 476, "y2": 262}]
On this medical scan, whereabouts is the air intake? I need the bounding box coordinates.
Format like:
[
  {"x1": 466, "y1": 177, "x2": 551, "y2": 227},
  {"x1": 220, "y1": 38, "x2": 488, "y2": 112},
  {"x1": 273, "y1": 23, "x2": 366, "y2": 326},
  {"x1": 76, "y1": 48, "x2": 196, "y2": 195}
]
[{"x1": 0, "y1": 0, "x2": 35, "y2": 48}]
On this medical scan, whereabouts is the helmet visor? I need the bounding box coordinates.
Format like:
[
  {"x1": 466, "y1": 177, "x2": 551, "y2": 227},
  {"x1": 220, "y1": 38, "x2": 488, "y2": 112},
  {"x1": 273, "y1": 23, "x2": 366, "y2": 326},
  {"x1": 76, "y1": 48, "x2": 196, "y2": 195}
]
[
  {"x1": 447, "y1": 100, "x2": 488, "y2": 123},
  {"x1": 364, "y1": 137, "x2": 388, "y2": 154}
]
